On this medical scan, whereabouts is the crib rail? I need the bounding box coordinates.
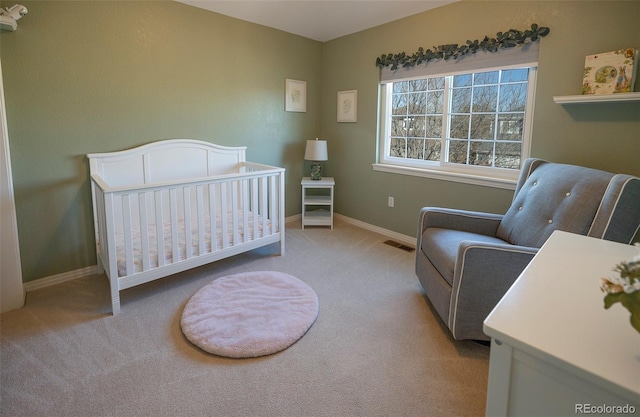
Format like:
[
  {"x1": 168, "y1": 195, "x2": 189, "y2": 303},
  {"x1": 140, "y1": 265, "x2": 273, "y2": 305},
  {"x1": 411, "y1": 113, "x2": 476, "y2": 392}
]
[{"x1": 90, "y1": 162, "x2": 285, "y2": 312}]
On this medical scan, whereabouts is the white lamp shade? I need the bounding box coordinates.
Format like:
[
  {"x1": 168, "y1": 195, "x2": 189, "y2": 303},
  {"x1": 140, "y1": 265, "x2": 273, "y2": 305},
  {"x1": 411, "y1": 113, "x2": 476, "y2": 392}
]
[{"x1": 304, "y1": 139, "x2": 328, "y2": 161}]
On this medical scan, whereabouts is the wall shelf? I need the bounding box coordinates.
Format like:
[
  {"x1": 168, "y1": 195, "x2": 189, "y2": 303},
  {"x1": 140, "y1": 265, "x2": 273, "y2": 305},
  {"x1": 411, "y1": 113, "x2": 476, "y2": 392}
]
[{"x1": 553, "y1": 92, "x2": 640, "y2": 104}]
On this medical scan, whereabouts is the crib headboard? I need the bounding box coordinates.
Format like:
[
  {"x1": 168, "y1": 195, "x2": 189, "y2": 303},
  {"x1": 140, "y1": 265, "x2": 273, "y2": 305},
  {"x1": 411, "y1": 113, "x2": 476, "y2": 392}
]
[{"x1": 88, "y1": 139, "x2": 247, "y2": 186}]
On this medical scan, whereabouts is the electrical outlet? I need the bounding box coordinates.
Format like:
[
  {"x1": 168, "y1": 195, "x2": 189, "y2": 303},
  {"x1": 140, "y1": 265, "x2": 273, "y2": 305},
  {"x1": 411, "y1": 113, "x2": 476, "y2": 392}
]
[{"x1": 388, "y1": 196, "x2": 395, "y2": 207}]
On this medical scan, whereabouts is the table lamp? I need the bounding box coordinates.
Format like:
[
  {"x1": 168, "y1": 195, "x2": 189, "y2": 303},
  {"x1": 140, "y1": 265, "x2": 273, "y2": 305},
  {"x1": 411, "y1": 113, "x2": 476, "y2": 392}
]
[{"x1": 304, "y1": 138, "x2": 328, "y2": 180}]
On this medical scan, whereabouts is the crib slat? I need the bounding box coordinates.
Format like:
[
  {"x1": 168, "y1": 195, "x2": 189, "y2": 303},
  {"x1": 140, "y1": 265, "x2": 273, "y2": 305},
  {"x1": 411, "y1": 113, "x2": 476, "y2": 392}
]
[
  {"x1": 261, "y1": 176, "x2": 268, "y2": 236},
  {"x1": 122, "y1": 194, "x2": 135, "y2": 276},
  {"x1": 209, "y1": 183, "x2": 217, "y2": 250},
  {"x1": 220, "y1": 182, "x2": 228, "y2": 248},
  {"x1": 183, "y1": 187, "x2": 192, "y2": 259},
  {"x1": 242, "y1": 179, "x2": 249, "y2": 243},
  {"x1": 155, "y1": 190, "x2": 165, "y2": 268},
  {"x1": 196, "y1": 185, "x2": 205, "y2": 255},
  {"x1": 139, "y1": 192, "x2": 150, "y2": 271},
  {"x1": 232, "y1": 181, "x2": 239, "y2": 245},
  {"x1": 251, "y1": 178, "x2": 258, "y2": 239},
  {"x1": 170, "y1": 188, "x2": 179, "y2": 263}
]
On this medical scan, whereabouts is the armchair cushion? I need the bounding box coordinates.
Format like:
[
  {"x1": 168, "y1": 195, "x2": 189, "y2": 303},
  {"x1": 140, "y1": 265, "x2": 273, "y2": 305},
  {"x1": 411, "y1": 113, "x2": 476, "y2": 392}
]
[
  {"x1": 496, "y1": 162, "x2": 614, "y2": 248},
  {"x1": 422, "y1": 228, "x2": 508, "y2": 286}
]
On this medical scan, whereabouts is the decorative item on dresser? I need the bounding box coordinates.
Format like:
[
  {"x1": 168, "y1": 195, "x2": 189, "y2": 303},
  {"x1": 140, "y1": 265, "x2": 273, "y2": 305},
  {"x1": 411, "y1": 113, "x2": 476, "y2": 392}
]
[
  {"x1": 601, "y1": 242, "x2": 640, "y2": 333},
  {"x1": 87, "y1": 139, "x2": 286, "y2": 315}
]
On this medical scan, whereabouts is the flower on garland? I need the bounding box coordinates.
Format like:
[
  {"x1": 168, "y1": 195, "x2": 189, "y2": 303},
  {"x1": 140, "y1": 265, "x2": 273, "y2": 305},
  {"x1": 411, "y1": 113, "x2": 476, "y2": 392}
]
[{"x1": 601, "y1": 243, "x2": 640, "y2": 333}]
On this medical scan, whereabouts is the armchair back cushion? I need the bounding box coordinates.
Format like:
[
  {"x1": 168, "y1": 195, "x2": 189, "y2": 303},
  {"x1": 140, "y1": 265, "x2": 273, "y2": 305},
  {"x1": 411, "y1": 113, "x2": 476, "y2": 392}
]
[{"x1": 496, "y1": 159, "x2": 640, "y2": 248}]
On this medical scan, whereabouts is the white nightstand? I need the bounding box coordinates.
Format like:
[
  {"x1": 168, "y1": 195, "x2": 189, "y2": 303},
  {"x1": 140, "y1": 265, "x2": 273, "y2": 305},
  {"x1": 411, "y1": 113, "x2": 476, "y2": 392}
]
[{"x1": 301, "y1": 177, "x2": 334, "y2": 229}]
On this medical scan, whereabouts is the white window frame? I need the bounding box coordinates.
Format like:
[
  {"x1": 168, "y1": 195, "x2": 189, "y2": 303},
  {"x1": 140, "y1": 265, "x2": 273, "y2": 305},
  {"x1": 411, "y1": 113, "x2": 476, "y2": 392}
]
[{"x1": 374, "y1": 64, "x2": 537, "y2": 190}]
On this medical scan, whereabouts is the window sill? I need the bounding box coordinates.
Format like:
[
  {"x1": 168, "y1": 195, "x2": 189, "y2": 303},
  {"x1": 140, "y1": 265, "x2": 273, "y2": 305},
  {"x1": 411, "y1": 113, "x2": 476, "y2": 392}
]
[{"x1": 372, "y1": 163, "x2": 517, "y2": 190}]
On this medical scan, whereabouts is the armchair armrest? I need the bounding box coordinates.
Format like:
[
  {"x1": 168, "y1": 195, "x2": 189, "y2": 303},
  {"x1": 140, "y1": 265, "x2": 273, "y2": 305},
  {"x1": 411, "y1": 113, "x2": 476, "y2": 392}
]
[
  {"x1": 417, "y1": 207, "x2": 504, "y2": 250},
  {"x1": 448, "y1": 241, "x2": 538, "y2": 340}
]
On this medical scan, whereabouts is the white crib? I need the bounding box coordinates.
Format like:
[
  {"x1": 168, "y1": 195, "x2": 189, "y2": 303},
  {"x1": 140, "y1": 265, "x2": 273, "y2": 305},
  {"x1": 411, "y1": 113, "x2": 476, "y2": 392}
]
[{"x1": 88, "y1": 139, "x2": 285, "y2": 314}]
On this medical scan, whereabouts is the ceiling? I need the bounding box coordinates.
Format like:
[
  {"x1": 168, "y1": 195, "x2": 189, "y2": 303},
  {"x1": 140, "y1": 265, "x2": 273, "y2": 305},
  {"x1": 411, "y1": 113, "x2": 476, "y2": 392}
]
[{"x1": 175, "y1": 0, "x2": 458, "y2": 42}]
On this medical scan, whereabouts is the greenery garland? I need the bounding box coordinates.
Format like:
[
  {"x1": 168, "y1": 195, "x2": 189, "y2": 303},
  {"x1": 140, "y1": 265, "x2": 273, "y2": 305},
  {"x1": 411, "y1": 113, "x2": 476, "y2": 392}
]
[{"x1": 376, "y1": 24, "x2": 550, "y2": 70}]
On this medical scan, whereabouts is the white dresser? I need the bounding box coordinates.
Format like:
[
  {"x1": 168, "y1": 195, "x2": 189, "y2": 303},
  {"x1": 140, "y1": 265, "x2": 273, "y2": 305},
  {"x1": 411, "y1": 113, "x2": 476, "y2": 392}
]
[{"x1": 484, "y1": 231, "x2": 640, "y2": 416}]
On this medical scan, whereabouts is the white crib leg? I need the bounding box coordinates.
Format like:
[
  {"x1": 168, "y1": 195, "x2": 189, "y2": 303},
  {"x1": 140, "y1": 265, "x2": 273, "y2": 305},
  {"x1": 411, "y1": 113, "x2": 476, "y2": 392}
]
[{"x1": 110, "y1": 279, "x2": 121, "y2": 315}]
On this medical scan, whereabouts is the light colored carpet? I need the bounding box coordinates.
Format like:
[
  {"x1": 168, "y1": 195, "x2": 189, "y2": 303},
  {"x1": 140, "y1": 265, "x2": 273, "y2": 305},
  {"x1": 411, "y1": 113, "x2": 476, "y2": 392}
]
[
  {"x1": 181, "y1": 271, "x2": 319, "y2": 358},
  {"x1": 0, "y1": 220, "x2": 490, "y2": 417}
]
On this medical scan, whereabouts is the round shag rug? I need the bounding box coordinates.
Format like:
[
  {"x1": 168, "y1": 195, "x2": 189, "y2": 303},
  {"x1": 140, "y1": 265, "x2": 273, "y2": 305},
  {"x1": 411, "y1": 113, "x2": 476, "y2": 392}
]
[{"x1": 180, "y1": 271, "x2": 319, "y2": 358}]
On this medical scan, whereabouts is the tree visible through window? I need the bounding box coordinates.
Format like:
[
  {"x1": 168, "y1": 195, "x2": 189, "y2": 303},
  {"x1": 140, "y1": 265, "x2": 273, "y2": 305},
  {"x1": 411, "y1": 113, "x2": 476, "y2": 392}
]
[{"x1": 384, "y1": 67, "x2": 535, "y2": 173}]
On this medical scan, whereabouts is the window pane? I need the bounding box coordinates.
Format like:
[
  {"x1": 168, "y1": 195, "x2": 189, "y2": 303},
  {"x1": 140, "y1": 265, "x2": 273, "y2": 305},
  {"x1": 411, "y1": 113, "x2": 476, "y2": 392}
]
[
  {"x1": 499, "y1": 83, "x2": 527, "y2": 112},
  {"x1": 392, "y1": 94, "x2": 407, "y2": 115},
  {"x1": 472, "y1": 85, "x2": 498, "y2": 112},
  {"x1": 424, "y1": 139, "x2": 441, "y2": 161},
  {"x1": 428, "y1": 77, "x2": 445, "y2": 90},
  {"x1": 407, "y1": 138, "x2": 424, "y2": 159},
  {"x1": 453, "y1": 74, "x2": 472, "y2": 87},
  {"x1": 469, "y1": 141, "x2": 494, "y2": 166},
  {"x1": 450, "y1": 115, "x2": 469, "y2": 139},
  {"x1": 391, "y1": 116, "x2": 406, "y2": 136},
  {"x1": 495, "y1": 142, "x2": 521, "y2": 169},
  {"x1": 393, "y1": 82, "x2": 408, "y2": 93},
  {"x1": 451, "y1": 88, "x2": 471, "y2": 113},
  {"x1": 408, "y1": 116, "x2": 426, "y2": 137},
  {"x1": 470, "y1": 114, "x2": 496, "y2": 140},
  {"x1": 425, "y1": 115, "x2": 442, "y2": 138},
  {"x1": 497, "y1": 115, "x2": 524, "y2": 141},
  {"x1": 390, "y1": 137, "x2": 406, "y2": 157},
  {"x1": 426, "y1": 91, "x2": 443, "y2": 114},
  {"x1": 501, "y1": 68, "x2": 528, "y2": 83},
  {"x1": 474, "y1": 71, "x2": 499, "y2": 85},
  {"x1": 448, "y1": 139, "x2": 468, "y2": 164},
  {"x1": 410, "y1": 79, "x2": 428, "y2": 92},
  {"x1": 409, "y1": 92, "x2": 426, "y2": 114}
]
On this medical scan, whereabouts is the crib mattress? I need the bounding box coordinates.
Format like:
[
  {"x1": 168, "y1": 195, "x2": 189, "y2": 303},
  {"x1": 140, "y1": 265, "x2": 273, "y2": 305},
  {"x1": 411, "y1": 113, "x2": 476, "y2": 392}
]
[{"x1": 115, "y1": 210, "x2": 270, "y2": 277}]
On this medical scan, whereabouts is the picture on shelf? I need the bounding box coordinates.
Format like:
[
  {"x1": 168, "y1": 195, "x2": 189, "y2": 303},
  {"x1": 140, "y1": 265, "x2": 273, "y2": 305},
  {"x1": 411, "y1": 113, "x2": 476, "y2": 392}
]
[{"x1": 582, "y1": 48, "x2": 637, "y2": 95}]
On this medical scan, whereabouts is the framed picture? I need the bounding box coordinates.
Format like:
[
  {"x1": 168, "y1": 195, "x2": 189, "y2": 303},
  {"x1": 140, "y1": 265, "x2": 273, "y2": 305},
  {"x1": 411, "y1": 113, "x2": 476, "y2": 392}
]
[
  {"x1": 337, "y1": 89, "x2": 357, "y2": 122},
  {"x1": 285, "y1": 79, "x2": 307, "y2": 112}
]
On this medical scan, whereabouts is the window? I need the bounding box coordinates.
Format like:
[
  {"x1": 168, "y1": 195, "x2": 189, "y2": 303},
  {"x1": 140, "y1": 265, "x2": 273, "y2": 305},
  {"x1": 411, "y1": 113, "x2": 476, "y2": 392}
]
[{"x1": 377, "y1": 65, "x2": 537, "y2": 188}]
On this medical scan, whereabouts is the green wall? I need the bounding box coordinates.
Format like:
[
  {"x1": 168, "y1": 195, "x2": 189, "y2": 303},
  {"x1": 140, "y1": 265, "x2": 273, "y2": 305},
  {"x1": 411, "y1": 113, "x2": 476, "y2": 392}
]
[
  {"x1": 2, "y1": 1, "x2": 639, "y2": 283},
  {"x1": 1, "y1": 1, "x2": 321, "y2": 282},
  {"x1": 322, "y1": 1, "x2": 640, "y2": 237}
]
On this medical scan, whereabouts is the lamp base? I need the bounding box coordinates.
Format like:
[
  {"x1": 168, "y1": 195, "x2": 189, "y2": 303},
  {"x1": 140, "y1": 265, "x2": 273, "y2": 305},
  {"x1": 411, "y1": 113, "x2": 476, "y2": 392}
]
[{"x1": 310, "y1": 162, "x2": 322, "y2": 180}]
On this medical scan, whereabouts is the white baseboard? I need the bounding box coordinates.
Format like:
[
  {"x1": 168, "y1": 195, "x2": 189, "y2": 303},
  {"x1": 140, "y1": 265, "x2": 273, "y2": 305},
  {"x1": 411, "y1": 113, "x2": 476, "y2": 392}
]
[
  {"x1": 24, "y1": 265, "x2": 98, "y2": 292},
  {"x1": 24, "y1": 213, "x2": 414, "y2": 292},
  {"x1": 334, "y1": 214, "x2": 416, "y2": 247},
  {"x1": 285, "y1": 214, "x2": 301, "y2": 223}
]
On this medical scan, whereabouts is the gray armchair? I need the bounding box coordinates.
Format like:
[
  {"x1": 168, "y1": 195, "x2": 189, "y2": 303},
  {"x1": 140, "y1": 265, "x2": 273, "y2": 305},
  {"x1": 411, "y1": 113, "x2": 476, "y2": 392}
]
[{"x1": 415, "y1": 158, "x2": 640, "y2": 341}]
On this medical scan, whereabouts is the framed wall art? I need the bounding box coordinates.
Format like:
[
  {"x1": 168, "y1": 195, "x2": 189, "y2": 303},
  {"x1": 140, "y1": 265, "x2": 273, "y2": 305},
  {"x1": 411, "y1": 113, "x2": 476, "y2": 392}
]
[
  {"x1": 337, "y1": 89, "x2": 357, "y2": 122},
  {"x1": 285, "y1": 79, "x2": 307, "y2": 112}
]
